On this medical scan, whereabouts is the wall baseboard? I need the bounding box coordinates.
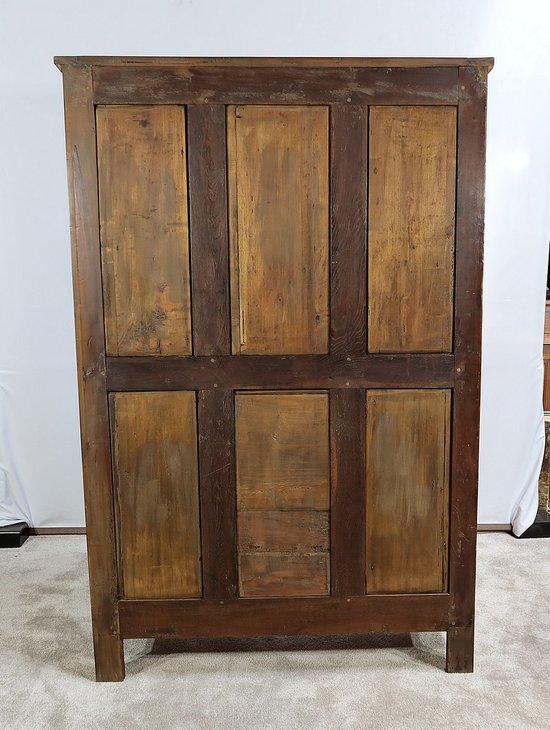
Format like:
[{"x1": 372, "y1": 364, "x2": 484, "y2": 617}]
[
  {"x1": 477, "y1": 523, "x2": 512, "y2": 532},
  {"x1": 29, "y1": 527, "x2": 86, "y2": 535}
]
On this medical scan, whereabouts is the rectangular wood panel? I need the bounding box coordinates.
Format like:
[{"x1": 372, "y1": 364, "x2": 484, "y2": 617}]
[
  {"x1": 236, "y1": 392, "x2": 329, "y2": 597},
  {"x1": 97, "y1": 105, "x2": 192, "y2": 356},
  {"x1": 368, "y1": 106, "x2": 456, "y2": 353},
  {"x1": 228, "y1": 105, "x2": 329, "y2": 354},
  {"x1": 366, "y1": 389, "x2": 450, "y2": 593},
  {"x1": 111, "y1": 391, "x2": 201, "y2": 599}
]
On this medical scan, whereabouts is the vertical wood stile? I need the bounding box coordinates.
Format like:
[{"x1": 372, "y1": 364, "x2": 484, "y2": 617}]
[
  {"x1": 60, "y1": 63, "x2": 124, "y2": 681},
  {"x1": 446, "y1": 66, "x2": 488, "y2": 673},
  {"x1": 187, "y1": 105, "x2": 238, "y2": 599},
  {"x1": 329, "y1": 105, "x2": 367, "y2": 596}
]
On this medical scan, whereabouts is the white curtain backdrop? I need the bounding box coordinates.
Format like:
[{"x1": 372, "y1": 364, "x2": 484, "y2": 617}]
[{"x1": 1, "y1": 0, "x2": 549, "y2": 533}]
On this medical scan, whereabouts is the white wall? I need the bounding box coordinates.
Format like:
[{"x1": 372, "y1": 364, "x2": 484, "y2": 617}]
[{"x1": 1, "y1": 0, "x2": 549, "y2": 532}]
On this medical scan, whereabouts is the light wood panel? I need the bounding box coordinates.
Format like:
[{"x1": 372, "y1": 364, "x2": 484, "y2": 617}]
[
  {"x1": 228, "y1": 105, "x2": 329, "y2": 354},
  {"x1": 366, "y1": 389, "x2": 451, "y2": 593},
  {"x1": 368, "y1": 106, "x2": 456, "y2": 353},
  {"x1": 110, "y1": 392, "x2": 201, "y2": 599},
  {"x1": 235, "y1": 393, "x2": 330, "y2": 511},
  {"x1": 97, "y1": 105, "x2": 191, "y2": 356},
  {"x1": 235, "y1": 392, "x2": 330, "y2": 597}
]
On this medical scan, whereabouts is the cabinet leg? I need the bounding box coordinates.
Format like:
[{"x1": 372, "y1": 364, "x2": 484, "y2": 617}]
[
  {"x1": 93, "y1": 633, "x2": 125, "y2": 682},
  {"x1": 446, "y1": 626, "x2": 474, "y2": 673}
]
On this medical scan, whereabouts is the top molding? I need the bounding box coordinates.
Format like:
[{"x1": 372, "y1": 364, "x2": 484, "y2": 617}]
[{"x1": 54, "y1": 56, "x2": 494, "y2": 71}]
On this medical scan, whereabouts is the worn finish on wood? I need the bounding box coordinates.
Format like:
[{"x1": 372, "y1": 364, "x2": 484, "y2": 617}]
[
  {"x1": 366, "y1": 390, "x2": 451, "y2": 593},
  {"x1": 187, "y1": 105, "x2": 230, "y2": 356},
  {"x1": 56, "y1": 56, "x2": 494, "y2": 69},
  {"x1": 60, "y1": 65, "x2": 124, "y2": 682},
  {"x1": 236, "y1": 392, "x2": 329, "y2": 597},
  {"x1": 106, "y1": 353, "x2": 455, "y2": 391},
  {"x1": 118, "y1": 593, "x2": 451, "y2": 638},
  {"x1": 447, "y1": 68, "x2": 487, "y2": 639},
  {"x1": 330, "y1": 390, "x2": 366, "y2": 596},
  {"x1": 368, "y1": 106, "x2": 456, "y2": 353},
  {"x1": 228, "y1": 105, "x2": 329, "y2": 354},
  {"x1": 111, "y1": 392, "x2": 201, "y2": 599},
  {"x1": 197, "y1": 390, "x2": 238, "y2": 599},
  {"x1": 235, "y1": 393, "x2": 330, "y2": 511},
  {"x1": 96, "y1": 105, "x2": 191, "y2": 356},
  {"x1": 330, "y1": 105, "x2": 367, "y2": 355},
  {"x1": 446, "y1": 626, "x2": 475, "y2": 673}
]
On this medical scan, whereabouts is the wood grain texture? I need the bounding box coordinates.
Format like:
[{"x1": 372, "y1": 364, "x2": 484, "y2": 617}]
[
  {"x1": 91, "y1": 66, "x2": 460, "y2": 106},
  {"x1": 111, "y1": 392, "x2": 201, "y2": 599},
  {"x1": 330, "y1": 389, "x2": 366, "y2": 596},
  {"x1": 330, "y1": 105, "x2": 367, "y2": 355},
  {"x1": 446, "y1": 626, "x2": 475, "y2": 673},
  {"x1": 236, "y1": 392, "x2": 330, "y2": 597},
  {"x1": 447, "y1": 67, "x2": 487, "y2": 644},
  {"x1": 228, "y1": 105, "x2": 329, "y2": 354},
  {"x1": 106, "y1": 353, "x2": 456, "y2": 391},
  {"x1": 60, "y1": 64, "x2": 124, "y2": 682},
  {"x1": 96, "y1": 105, "x2": 191, "y2": 356},
  {"x1": 368, "y1": 106, "x2": 456, "y2": 353},
  {"x1": 366, "y1": 389, "x2": 451, "y2": 594},
  {"x1": 187, "y1": 105, "x2": 230, "y2": 356},
  {"x1": 197, "y1": 390, "x2": 238, "y2": 599},
  {"x1": 235, "y1": 393, "x2": 330, "y2": 511},
  {"x1": 118, "y1": 593, "x2": 452, "y2": 639}
]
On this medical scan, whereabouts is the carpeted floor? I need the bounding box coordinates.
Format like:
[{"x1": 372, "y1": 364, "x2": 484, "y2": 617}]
[{"x1": 1, "y1": 533, "x2": 549, "y2": 729}]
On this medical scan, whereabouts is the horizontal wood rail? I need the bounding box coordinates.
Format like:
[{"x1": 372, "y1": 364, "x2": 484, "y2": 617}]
[
  {"x1": 119, "y1": 594, "x2": 453, "y2": 639},
  {"x1": 106, "y1": 354, "x2": 456, "y2": 391}
]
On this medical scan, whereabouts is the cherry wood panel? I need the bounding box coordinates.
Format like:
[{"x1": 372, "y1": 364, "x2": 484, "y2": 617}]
[
  {"x1": 96, "y1": 105, "x2": 191, "y2": 356},
  {"x1": 368, "y1": 106, "x2": 456, "y2": 353},
  {"x1": 366, "y1": 389, "x2": 451, "y2": 594},
  {"x1": 228, "y1": 105, "x2": 329, "y2": 354},
  {"x1": 118, "y1": 593, "x2": 452, "y2": 639},
  {"x1": 110, "y1": 392, "x2": 201, "y2": 599},
  {"x1": 239, "y1": 554, "x2": 329, "y2": 597},
  {"x1": 238, "y1": 510, "x2": 329, "y2": 553}
]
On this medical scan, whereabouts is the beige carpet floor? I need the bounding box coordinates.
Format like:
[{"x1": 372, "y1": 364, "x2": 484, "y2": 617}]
[{"x1": 1, "y1": 533, "x2": 549, "y2": 729}]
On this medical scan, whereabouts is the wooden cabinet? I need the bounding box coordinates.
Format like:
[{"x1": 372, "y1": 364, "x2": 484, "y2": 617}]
[{"x1": 56, "y1": 56, "x2": 491, "y2": 681}]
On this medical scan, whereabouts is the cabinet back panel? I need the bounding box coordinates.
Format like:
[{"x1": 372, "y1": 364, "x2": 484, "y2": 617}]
[
  {"x1": 110, "y1": 391, "x2": 201, "y2": 599},
  {"x1": 366, "y1": 389, "x2": 450, "y2": 593},
  {"x1": 97, "y1": 105, "x2": 192, "y2": 356},
  {"x1": 368, "y1": 106, "x2": 456, "y2": 353},
  {"x1": 228, "y1": 106, "x2": 329, "y2": 355}
]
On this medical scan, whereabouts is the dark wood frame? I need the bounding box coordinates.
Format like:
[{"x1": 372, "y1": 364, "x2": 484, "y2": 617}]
[{"x1": 56, "y1": 56, "x2": 491, "y2": 681}]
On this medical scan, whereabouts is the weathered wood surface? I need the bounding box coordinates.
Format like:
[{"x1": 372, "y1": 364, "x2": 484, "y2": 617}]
[
  {"x1": 60, "y1": 64, "x2": 124, "y2": 682},
  {"x1": 106, "y1": 353, "x2": 456, "y2": 390},
  {"x1": 111, "y1": 392, "x2": 201, "y2": 599},
  {"x1": 96, "y1": 105, "x2": 192, "y2": 356},
  {"x1": 366, "y1": 389, "x2": 451, "y2": 594},
  {"x1": 228, "y1": 105, "x2": 329, "y2": 354},
  {"x1": 368, "y1": 106, "x2": 456, "y2": 353}
]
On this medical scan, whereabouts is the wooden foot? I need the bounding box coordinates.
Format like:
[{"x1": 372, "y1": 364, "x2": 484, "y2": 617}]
[
  {"x1": 93, "y1": 633, "x2": 125, "y2": 682},
  {"x1": 446, "y1": 625, "x2": 474, "y2": 673}
]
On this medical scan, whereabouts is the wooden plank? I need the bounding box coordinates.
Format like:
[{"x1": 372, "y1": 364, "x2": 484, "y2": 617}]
[
  {"x1": 91, "y1": 66, "x2": 460, "y2": 105},
  {"x1": 330, "y1": 390, "x2": 366, "y2": 596},
  {"x1": 228, "y1": 105, "x2": 329, "y2": 354},
  {"x1": 197, "y1": 390, "x2": 238, "y2": 599},
  {"x1": 56, "y1": 56, "x2": 494, "y2": 69},
  {"x1": 106, "y1": 353, "x2": 456, "y2": 391},
  {"x1": 187, "y1": 105, "x2": 230, "y2": 356},
  {"x1": 96, "y1": 105, "x2": 191, "y2": 356},
  {"x1": 368, "y1": 106, "x2": 456, "y2": 353},
  {"x1": 238, "y1": 511, "x2": 329, "y2": 553},
  {"x1": 235, "y1": 393, "x2": 330, "y2": 511},
  {"x1": 330, "y1": 105, "x2": 367, "y2": 355},
  {"x1": 239, "y1": 554, "x2": 329, "y2": 597},
  {"x1": 118, "y1": 594, "x2": 452, "y2": 639},
  {"x1": 60, "y1": 64, "x2": 124, "y2": 682},
  {"x1": 447, "y1": 67, "x2": 488, "y2": 644},
  {"x1": 366, "y1": 390, "x2": 451, "y2": 594},
  {"x1": 111, "y1": 392, "x2": 201, "y2": 599}
]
